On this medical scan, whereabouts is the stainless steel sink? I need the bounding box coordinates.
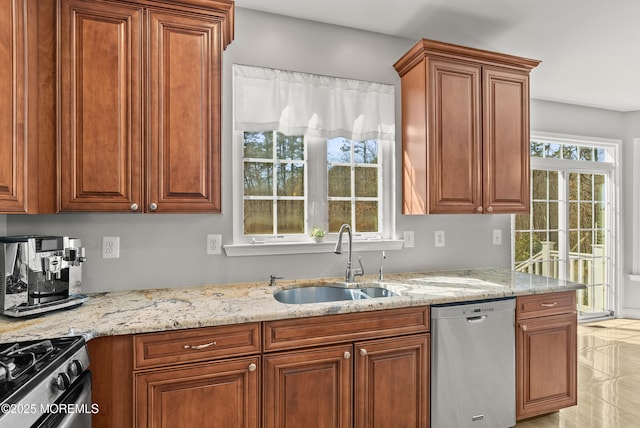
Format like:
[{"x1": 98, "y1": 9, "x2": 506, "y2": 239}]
[{"x1": 273, "y1": 285, "x2": 397, "y2": 304}]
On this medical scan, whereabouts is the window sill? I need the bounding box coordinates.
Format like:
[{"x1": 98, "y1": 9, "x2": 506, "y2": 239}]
[
  {"x1": 223, "y1": 239, "x2": 404, "y2": 257},
  {"x1": 629, "y1": 274, "x2": 640, "y2": 282}
]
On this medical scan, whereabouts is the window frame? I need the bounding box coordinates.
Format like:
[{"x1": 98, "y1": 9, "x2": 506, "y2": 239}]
[
  {"x1": 512, "y1": 132, "x2": 621, "y2": 320},
  {"x1": 229, "y1": 131, "x2": 398, "y2": 254}
]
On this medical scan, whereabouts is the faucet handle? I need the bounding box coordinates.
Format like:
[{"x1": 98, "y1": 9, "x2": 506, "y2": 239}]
[
  {"x1": 355, "y1": 256, "x2": 364, "y2": 277},
  {"x1": 269, "y1": 275, "x2": 284, "y2": 286}
]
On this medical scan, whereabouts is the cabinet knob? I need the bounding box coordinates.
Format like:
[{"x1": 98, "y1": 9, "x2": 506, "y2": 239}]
[
  {"x1": 521, "y1": 325, "x2": 528, "y2": 332},
  {"x1": 359, "y1": 348, "x2": 367, "y2": 356},
  {"x1": 476, "y1": 206, "x2": 483, "y2": 213},
  {"x1": 149, "y1": 203, "x2": 158, "y2": 211},
  {"x1": 344, "y1": 351, "x2": 351, "y2": 360},
  {"x1": 130, "y1": 203, "x2": 139, "y2": 211},
  {"x1": 487, "y1": 206, "x2": 493, "y2": 213},
  {"x1": 248, "y1": 363, "x2": 257, "y2": 372}
]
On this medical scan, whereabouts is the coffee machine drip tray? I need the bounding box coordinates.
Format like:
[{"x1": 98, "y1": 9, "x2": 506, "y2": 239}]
[{"x1": 3, "y1": 294, "x2": 88, "y2": 318}]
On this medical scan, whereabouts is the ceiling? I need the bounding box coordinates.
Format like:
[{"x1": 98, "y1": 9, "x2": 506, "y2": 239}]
[{"x1": 234, "y1": 0, "x2": 640, "y2": 112}]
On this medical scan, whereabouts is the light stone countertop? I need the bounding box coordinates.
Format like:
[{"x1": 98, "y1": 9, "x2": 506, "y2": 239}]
[{"x1": 0, "y1": 267, "x2": 586, "y2": 343}]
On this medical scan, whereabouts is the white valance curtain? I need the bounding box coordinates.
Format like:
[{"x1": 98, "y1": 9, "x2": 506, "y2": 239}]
[{"x1": 233, "y1": 64, "x2": 395, "y2": 141}]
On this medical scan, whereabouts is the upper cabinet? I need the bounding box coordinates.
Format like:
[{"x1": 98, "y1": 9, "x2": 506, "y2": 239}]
[
  {"x1": 57, "y1": 0, "x2": 234, "y2": 213},
  {"x1": 394, "y1": 39, "x2": 540, "y2": 215},
  {"x1": 0, "y1": 1, "x2": 56, "y2": 214}
]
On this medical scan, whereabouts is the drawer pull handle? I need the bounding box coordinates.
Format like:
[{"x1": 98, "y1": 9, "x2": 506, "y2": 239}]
[
  {"x1": 248, "y1": 363, "x2": 257, "y2": 372},
  {"x1": 184, "y1": 341, "x2": 216, "y2": 350},
  {"x1": 540, "y1": 302, "x2": 558, "y2": 308}
]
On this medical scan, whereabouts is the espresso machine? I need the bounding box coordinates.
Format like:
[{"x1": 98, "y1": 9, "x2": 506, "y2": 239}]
[{"x1": 0, "y1": 236, "x2": 88, "y2": 317}]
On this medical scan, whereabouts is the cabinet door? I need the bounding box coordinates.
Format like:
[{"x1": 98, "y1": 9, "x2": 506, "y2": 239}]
[
  {"x1": 516, "y1": 313, "x2": 577, "y2": 420},
  {"x1": 263, "y1": 345, "x2": 353, "y2": 428},
  {"x1": 135, "y1": 357, "x2": 259, "y2": 428},
  {"x1": 147, "y1": 10, "x2": 222, "y2": 213},
  {"x1": 482, "y1": 66, "x2": 530, "y2": 214},
  {"x1": 0, "y1": 0, "x2": 27, "y2": 213},
  {"x1": 58, "y1": 0, "x2": 143, "y2": 212},
  {"x1": 427, "y1": 57, "x2": 482, "y2": 214},
  {"x1": 355, "y1": 334, "x2": 429, "y2": 428}
]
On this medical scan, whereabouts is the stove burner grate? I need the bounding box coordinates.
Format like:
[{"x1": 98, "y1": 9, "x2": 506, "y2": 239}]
[{"x1": 0, "y1": 340, "x2": 54, "y2": 383}]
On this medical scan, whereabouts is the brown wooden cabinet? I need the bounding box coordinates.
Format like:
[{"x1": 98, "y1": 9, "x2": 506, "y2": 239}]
[
  {"x1": 0, "y1": 0, "x2": 56, "y2": 214},
  {"x1": 57, "y1": 0, "x2": 233, "y2": 213},
  {"x1": 393, "y1": 39, "x2": 540, "y2": 215},
  {"x1": 263, "y1": 307, "x2": 430, "y2": 428},
  {"x1": 515, "y1": 291, "x2": 578, "y2": 420}
]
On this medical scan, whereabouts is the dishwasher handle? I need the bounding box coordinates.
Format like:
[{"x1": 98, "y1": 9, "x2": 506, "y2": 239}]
[{"x1": 466, "y1": 315, "x2": 488, "y2": 323}]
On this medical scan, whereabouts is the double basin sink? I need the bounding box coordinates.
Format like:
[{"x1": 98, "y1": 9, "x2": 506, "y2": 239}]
[{"x1": 274, "y1": 284, "x2": 398, "y2": 304}]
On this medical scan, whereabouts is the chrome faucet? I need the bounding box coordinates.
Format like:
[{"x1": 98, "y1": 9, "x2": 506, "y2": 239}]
[{"x1": 334, "y1": 224, "x2": 364, "y2": 283}]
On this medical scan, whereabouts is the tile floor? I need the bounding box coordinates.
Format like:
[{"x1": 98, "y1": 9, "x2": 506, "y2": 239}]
[{"x1": 515, "y1": 318, "x2": 640, "y2": 427}]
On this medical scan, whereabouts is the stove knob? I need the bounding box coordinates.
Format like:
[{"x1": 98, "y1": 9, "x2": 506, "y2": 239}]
[
  {"x1": 54, "y1": 373, "x2": 71, "y2": 391},
  {"x1": 68, "y1": 360, "x2": 83, "y2": 377}
]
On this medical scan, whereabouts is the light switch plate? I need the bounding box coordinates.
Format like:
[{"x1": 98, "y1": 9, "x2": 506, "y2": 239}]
[
  {"x1": 493, "y1": 229, "x2": 502, "y2": 245},
  {"x1": 435, "y1": 231, "x2": 445, "y2": 247},
  {"x1": 403, "y1": 231, "x2": 415, "y2": 248}
]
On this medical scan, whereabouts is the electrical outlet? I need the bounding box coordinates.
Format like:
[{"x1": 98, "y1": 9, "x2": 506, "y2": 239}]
[
  {"x1": 403, "y1": 231, "x2": 415, "y2": 248},
  {"x1": 102, "y1": 236, "x2": 120, "y2": 259},
  {"x1": 435, "y1": 231, "x2": 445, "y2": 247},
  {"x1": 493, "y1": 229, "x2": 503, "y2": 246},
  {"x1": 207, "y1": 234, "x2": 222, "y2": 255}
]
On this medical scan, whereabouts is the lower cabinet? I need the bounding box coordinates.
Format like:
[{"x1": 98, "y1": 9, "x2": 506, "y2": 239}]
[
  {"x1": 135, "y1": 357, "x2": 259, "y2": 427},
  {"x1": 515, "y1": 292, "x2": 578, "y2": 420},
  {"x1": 263, "y1": 307, "x2": 430, "y2": 428},
  {"x1": 263, "y1": 335, "x2": 429, "y2": 428}
]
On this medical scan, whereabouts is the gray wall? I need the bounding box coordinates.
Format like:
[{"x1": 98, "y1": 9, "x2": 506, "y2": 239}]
[
  {"x1": 3, "y1": 9, "x2": 633, "y2": 301},
  {"x1": 622, "y1": 111, "x2": 640, "y2": 316}
]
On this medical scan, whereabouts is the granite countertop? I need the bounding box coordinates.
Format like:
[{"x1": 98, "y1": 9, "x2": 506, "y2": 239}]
[{"x1": 0, "y1": 268, "x2": 585, "y2": 342}]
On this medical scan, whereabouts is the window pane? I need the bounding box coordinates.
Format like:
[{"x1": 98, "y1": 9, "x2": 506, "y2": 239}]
[
  {"x1": 244, "y1": 200, "x2": 273, "y2": 235},
  {"x1": 580, "y1": 231, "x2": 593, "y2": 254},
  {"x1": 580, "y1": 202, "x2": 593, "y2": 229},
  {"x1": 549, "y1": 202, "x2": 559, "y2": 229},
  {"x1": 327, "y1": 137, "x2": 351, "y2": 162},
  {"x1": 548, "y1": 171, "x2": 559, "y2": 200},
  {"x1": 532, "y1": 202, "x2": 548, "y2": 230},
  {"x1": 569, "y1": 202, "x2": 578, "y2": 229},
  {"x1": 530, "y1": 142, "x2": 544, "y2": 157},
  {"x1": 356, "y1": 201, "x2": 378, "y2": 232},
  {"x1": 580, "y1": 174, "x2": 593, "y2": 200},
  {"x1": 244, "y1": 163, "x2": 273, "y2": 196},
  {"x1": 595, "y1": 202, "x2": 605, "y2": 228},
  {"x1": 277, "y1": 163, "x2": 304, "y2": 196},
  {"x1": 514, "y1": 232, "x2": 531, "y2": 262},
  {"x1": 579, "y1": 146, "x2": 593, "y2": 161},
  {"x1": 354, "y1": 140, "x2": 378, "y2": 164},
  {"x1": 569, "y1": 173, "x2": 578, "y2": 200},
  {"x1": 328, "y1": 201, "x2": 351, "y2": 232},
  {"x1": 243, "y1": 132, "x2": 273, "y2": 158},
  {"x1": 277, "y1": 200, "x2": 304, "y2": 234},
  {"x1": 328, "y1": 166, "x2": 351, "y2": 197},
  {"x1": 277, "y1": 133, "x2": 304, "y2": 160},
  {"x1": 515, "y1": 213, "x2": 530, "y2": 231},
  {"x1": 545, "y1": 143, "x2": 561, "y2": 158},
  {"x1": 532, "y1": 170, "x2": 547, "y2": 200},
  {"x1": 594, "y1": 175, "x2": 605, "y2": 202},
  {"x1": 563, "y1": 145, "x2": 578, "y2": 160},
  {"x1": 355, "y1": 167, "x2": 377, "y2": 197}
]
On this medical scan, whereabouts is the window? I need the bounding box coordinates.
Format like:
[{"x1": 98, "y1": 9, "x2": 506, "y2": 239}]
[
  {"x1": 232, "y1": 65, "x2": 395, "y2": 248},
  {"x1": 513, "y1": 135, "x2": 619, "y2": 320}
]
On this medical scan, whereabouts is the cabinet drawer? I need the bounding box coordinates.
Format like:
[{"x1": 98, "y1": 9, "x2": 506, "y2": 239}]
[
  {"x1": 516, "y1": 291, "x2": 576, "y2": 320},
  {"x1": 134, "y1": 323, "x2": 260, "y2": 369},
  {"x1": 264, "y1": 307, "x2": 430, "y2": 352}
]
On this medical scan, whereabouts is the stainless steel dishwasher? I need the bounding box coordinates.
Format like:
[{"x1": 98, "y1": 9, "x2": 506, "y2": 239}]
[{"x1": 431, "y1": 297, "x2": 515, "y2": 428}]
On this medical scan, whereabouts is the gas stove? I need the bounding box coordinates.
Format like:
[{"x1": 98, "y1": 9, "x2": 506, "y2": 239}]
[{"x1": 0, "y1": 337, "x2": 91, "y2": 427}]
